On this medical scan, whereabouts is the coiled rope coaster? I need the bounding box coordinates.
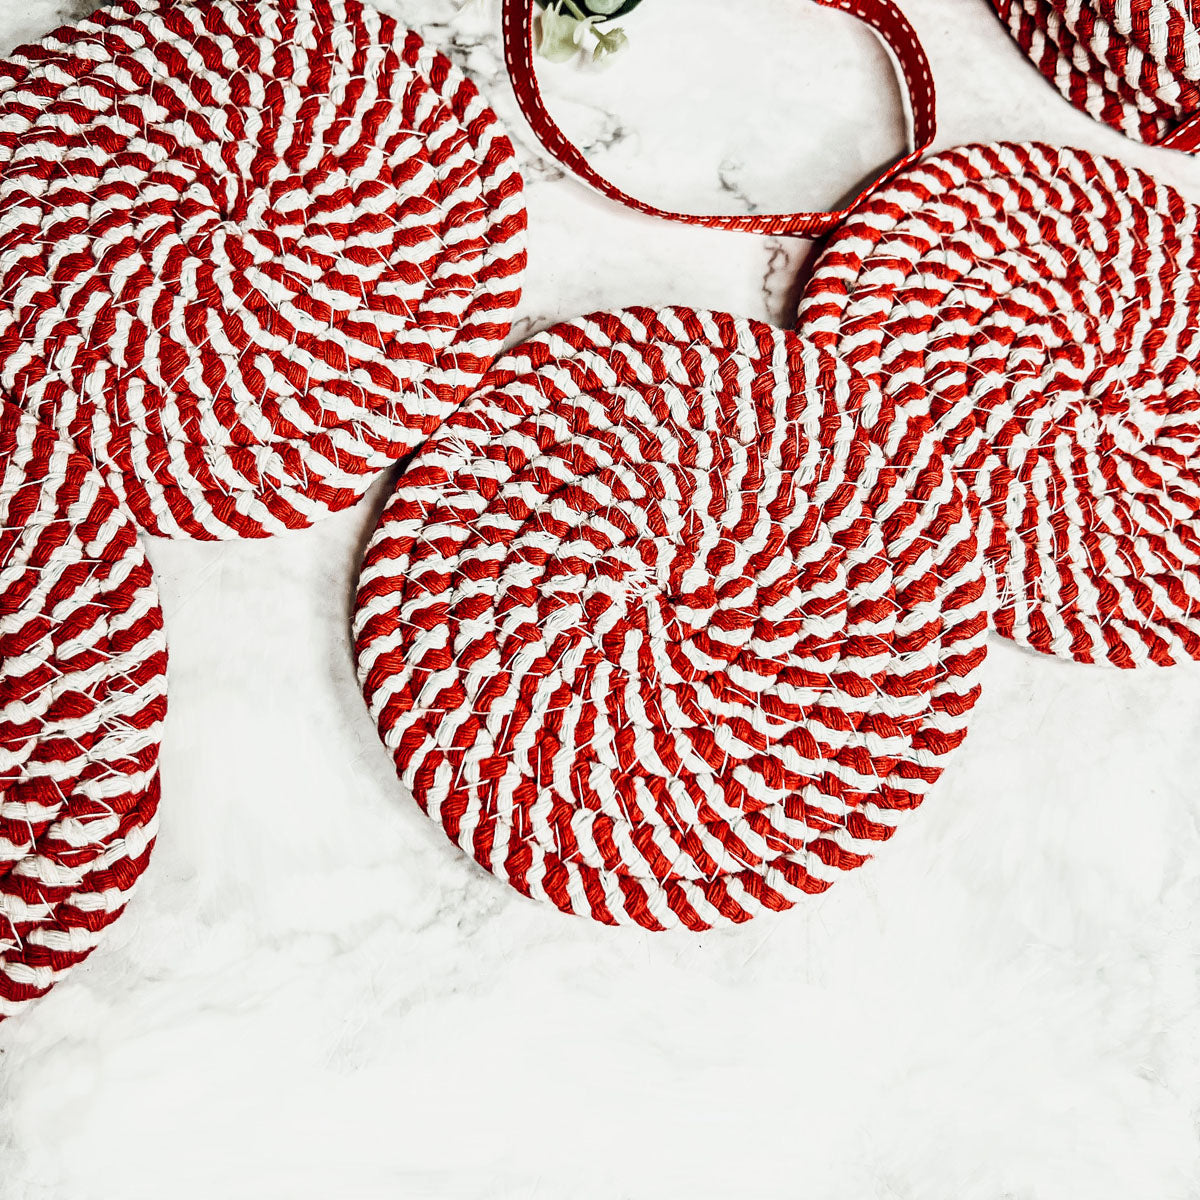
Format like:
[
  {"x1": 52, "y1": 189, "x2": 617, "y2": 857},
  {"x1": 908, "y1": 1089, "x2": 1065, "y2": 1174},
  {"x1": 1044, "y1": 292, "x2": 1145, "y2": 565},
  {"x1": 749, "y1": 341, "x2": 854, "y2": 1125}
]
[
  {"x1": 797, "y1": 140, "x2": 1200, "y2": 668},
  {"x1": 0, "y1": 0, "x2": 526, "y2": 538},
  {"x1": 0, "y1": 400, "x2": 167, "y2": 1019},
  {"x1": 991, "y1": 0, "x2": 1200, "y2": 149},
  {"x1": 354, "y1": 308, "x2": 990, "y2": 930}
]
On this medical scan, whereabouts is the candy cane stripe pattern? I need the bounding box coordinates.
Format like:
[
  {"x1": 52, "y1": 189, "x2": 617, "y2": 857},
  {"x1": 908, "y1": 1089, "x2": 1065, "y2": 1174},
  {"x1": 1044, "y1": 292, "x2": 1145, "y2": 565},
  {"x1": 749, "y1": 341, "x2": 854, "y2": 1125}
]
[
  {"x1": 0, "y1": 400, "x2": 167, "y2": 1019},
  {"x1": 354, "y1": 308, "x2": 990, "y2": 930},
  {"x1": 797, "y1": 141, "x2": 1200, "y2": 668},
  {"x1": 991, "y1": 0, "x2": 1200, "y2": 144},
  {"x1": 0, "y1": 0, "x2": 526, "y2": 539}
]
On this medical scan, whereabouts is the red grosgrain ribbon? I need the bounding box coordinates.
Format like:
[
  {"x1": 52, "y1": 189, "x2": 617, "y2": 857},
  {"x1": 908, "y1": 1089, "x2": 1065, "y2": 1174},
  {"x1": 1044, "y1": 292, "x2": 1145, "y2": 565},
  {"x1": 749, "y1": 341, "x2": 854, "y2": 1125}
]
[
  {"x1": 502, "y1": 0, "x2": 937, "y2": 236},
  {"x1": 1158, "y1": 113, "x2": 1200, "y2": 152}
]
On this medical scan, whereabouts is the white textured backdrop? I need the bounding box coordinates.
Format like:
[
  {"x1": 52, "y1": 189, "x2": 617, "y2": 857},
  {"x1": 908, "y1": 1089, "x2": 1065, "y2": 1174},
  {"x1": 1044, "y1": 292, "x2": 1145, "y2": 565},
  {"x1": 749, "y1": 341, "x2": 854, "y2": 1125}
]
[{"x1": 4, "y1": 1, "x2": 1200, "y2": 1197}]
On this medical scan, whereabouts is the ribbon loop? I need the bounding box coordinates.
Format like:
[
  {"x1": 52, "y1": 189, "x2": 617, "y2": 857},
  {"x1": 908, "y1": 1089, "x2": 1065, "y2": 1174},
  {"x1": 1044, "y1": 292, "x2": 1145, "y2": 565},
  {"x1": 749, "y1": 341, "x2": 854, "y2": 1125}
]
[{"x1": 502, "y1": 0, "x2": 937, "y2": 237}]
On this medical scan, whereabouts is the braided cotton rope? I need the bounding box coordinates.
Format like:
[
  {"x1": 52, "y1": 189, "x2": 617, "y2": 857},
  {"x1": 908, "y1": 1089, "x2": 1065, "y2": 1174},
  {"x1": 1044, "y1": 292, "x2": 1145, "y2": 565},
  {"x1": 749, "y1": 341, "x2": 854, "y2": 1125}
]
[
  {"x1": 0, "y1": 400, "x2": 167, "y2": 1019},
  {"x1": 0, "y1": 0, "x2": 526, "y2": 539},
  {"x1": 797, "y1": 141, "x2": 1200, "y2": 668},
  {"x1": 992, "y1": 0, "x2": 1200, "y2": 143},
  {"x1": 354, "y1": 308, "x2": 990, "y2": 931}
]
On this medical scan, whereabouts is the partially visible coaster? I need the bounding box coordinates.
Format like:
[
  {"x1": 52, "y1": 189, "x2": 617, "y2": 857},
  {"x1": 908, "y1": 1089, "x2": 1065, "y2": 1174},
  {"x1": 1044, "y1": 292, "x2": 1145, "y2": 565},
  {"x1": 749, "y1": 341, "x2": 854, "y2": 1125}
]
[
  {"x1": 0, "y1": 0, "x2": 527, "y2": 538},
  {"x1": 0, "y1": 400, "x2": 167, "y2": 1019},
  {"x1": 991, "y1": 0, "x2": 1200, "y2": 144},
  {"x1": 797, "y1": 141, "x2": 1200, "y2": 667},
  {"x1": 354, "y1": 308, "x2": 989, "y2": 931}
]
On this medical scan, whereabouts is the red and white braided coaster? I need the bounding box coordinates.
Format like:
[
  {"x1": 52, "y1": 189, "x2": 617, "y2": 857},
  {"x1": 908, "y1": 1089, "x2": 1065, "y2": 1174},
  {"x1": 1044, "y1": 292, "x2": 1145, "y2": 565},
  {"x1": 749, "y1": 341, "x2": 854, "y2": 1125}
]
[
  {"x1": 0, "y1": 0, "x2": 527, "y2": 539},
  {"x1": 354, "y1": 308, "x2": 989, "y2": 930},
  {"x1": 991, "y1": 0, "x2": 1200, "y2": 149},
  {"x1": 0, "y1": 400, "x2": 167, "y2": 1019},
  {"x1": 797, "y1": 140, "x2": 1200, "y2": 668}
]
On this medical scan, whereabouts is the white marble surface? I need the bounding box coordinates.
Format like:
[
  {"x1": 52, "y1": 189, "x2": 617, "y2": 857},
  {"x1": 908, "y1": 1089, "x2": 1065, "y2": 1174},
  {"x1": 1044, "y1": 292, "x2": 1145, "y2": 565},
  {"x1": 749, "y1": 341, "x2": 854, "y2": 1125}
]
[{"x1": 5, "y1": 1, "x2": 1200, "y2": 1197}]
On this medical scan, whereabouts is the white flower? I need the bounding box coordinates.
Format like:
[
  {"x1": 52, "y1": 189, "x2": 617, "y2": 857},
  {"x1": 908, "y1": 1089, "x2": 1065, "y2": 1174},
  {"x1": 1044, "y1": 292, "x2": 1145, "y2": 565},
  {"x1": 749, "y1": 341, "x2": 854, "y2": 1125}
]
[{"x1": 537, "y1": 4, "x2": 586, "y2": 62}]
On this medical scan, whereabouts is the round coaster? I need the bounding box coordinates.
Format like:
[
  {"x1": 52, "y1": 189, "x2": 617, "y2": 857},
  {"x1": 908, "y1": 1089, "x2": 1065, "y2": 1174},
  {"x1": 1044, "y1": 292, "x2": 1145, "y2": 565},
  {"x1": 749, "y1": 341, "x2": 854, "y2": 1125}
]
[
  {"x1": 0, "y1": 0, "x2": 527, "y2": 539},
  {"x1": 354, "y1": 308, "x2": 990, "y2": 931},
  {"x1": 797, "y1": 141, "x2": 1200, "y2": 668},
  {"x1": 991, "y1": 0, "x2": 1200, "y2": 143},
  {"x1": 0, "y1": 400, "x2": 167, "y2": 1020}
]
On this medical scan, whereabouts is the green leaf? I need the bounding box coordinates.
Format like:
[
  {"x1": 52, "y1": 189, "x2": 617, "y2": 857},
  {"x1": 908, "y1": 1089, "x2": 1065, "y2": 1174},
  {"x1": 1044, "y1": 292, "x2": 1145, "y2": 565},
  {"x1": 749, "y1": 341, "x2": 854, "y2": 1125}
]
[
  {"x1": 591, "y1": 23, "x2": 628, "y2": 61},
  {"x1": 535, "y1": 0, "x2": 643, "y2": 17}
]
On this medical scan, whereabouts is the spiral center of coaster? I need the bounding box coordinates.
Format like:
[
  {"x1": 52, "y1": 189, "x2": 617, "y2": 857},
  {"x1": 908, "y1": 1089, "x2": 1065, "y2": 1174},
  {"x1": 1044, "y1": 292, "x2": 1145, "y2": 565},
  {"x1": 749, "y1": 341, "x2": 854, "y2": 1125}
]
[{"x1": 473, "y1": 417, "x2": 872, "y2": 794}]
